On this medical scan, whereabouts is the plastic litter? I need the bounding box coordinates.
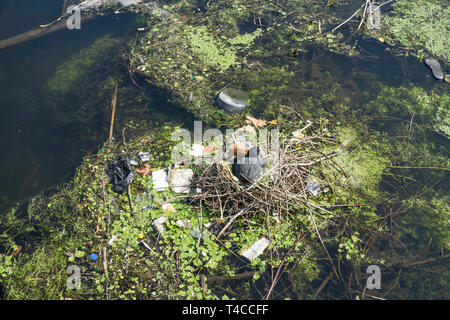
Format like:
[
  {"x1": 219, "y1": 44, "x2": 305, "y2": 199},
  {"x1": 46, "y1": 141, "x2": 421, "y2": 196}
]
[
  {"x1": 77, "y1": 0, "x2": 143, "y2": 10},
  {"x1": 424, "y1": 57, "x2": 444, "y2": 80},
  {"x1": 232, "y1": 147, "x2": 264, "y2": 182},
  {"x1": 136, "y1": 163, "x2": 152, "y2": 176},
  {"x1": 138, "y1": 151, "x2": 151, "y2": 162},
  {"x1": 139, "y1": 240, "x2": 153, "y2": 251},
  {"x1": 216, "y1": 87, "x2": 248, "y2": 114},
  {"x1": 90, "y1": 253, "x2": 98, "y2": 261},
  {"x1": 189, "y1": 144, "x2": 204, "y2": 157},
  {"x1": 107, "y1": 158, "x2": 135, "y2": 193},
  {"x1": 152, "y1": 169, "x2": 169, "y2": 191},
  {"x1": 153, "y1": 216, "x2": 167, "y2": 234},
  {"x1": 170, "y1": 168, "x2": 194, "y2": 193},
  {"x1": 306, "y1": 181, "x2": 321, "y2": 196},
  {"x1": 241, "y1": 238, "x2": 270, "y2": 261}
]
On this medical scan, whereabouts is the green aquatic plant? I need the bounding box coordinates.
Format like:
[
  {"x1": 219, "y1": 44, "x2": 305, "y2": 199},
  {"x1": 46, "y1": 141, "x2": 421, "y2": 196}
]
[
  {"x1": 185, "y1": 25, "x2": 237, "y2": 72},
  {"x1": 45, "y1": 35, "x2": 120, "y2": 97},
  {"x1": 383, "y1": 0, "x2": 450, "y2": 59}
]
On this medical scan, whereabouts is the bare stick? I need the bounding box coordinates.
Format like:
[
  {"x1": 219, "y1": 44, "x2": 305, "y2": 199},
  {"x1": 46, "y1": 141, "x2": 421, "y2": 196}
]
[
  {"x1": 108, "y1": 83, "x2": 119, "y2": 143},
  {"x1": 357, "y1": 0, "x2": 370, "y2": 31},
  {"x1": 121, "y1": 128, "x2": 135, "y2": 215},
  {"x1": 216, "y1": 207, "x2": 250, "y2": 239}
]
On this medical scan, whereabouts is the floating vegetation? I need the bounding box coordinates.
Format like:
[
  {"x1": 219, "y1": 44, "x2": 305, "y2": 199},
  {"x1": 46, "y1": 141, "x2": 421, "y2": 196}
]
[
  {"x1": 0, "y1": 0, "x2": 449, "y2": 301},
  {"x1": 370, "y1": 0, "x2": 450, "y2": 60}
]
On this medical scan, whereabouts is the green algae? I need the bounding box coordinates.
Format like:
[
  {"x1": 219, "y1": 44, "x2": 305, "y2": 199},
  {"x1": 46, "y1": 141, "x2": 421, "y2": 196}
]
[{"x1": 385, "y1": 0, "x2": 450, "y2": 60}]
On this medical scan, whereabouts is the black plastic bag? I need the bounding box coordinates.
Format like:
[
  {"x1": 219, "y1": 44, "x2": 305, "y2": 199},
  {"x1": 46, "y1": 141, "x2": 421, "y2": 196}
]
[{"x1": 107, "y1": 158, "x2": 135, "y2": 193}]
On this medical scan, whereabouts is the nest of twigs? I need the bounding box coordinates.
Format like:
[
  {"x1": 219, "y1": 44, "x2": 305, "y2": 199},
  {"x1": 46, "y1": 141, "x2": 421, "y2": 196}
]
[{"x1": 193, "y1": 125, "x2": 340, "y2": 222}]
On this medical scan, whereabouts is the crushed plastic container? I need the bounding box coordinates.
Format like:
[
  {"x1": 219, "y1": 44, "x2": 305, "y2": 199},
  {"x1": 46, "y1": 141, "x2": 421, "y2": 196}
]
[
  {"x1": 138, "y1": 151, "x2": 151, "y2": 162},
  {"x1": 241, "y1": 238, "x2": 270, "y2": 261},
  {"x1": 216, "y1": 87, "x2": 248, "y2": 114}
]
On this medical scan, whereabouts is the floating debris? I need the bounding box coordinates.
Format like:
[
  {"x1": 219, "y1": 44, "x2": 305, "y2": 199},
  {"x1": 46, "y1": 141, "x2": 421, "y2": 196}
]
[
  {"x1": 176, "y1": 219, "x2": 192, "y2": 229},
  {"x1": 89, "y1": 253, "x2": 98, "y2": 261},
  {"x1": 136, "y1": 163, "x2": 152, "y2": 176},
  {"x1": 424, "y1": 57, "x2": 444, "y2": 80},
  {"x1": 107, "y1": 159, "x2": 135, "y2": 193},
  {"x1": 367, "y1": 3, "x2": 381, "y2": 30},
  {"x1": 77, "y1": 0, "x2": 143, "y2": 10},
  {"x1": 245, "y1": 116, "x2": 267, "y2": 128},
  {"x1": 138, "y1": 151, "x2": 151, "y2": 162},
  {"x1": 190, "y1": 228, "x2": 208, "y2": 239},
  {"x1": 152, "y1": 169, "x2": 169, "y2": 191},
  {"x1": 108, "y1": 235, "x2": 118, "y2": 246},
  {"x1": 241, "y1": 238, "x2": 270, "y2": 261},
  {"x1": 139, "y1": 240, "x2": 153, "y2": 251},
  {"x1": 189, "y1": 144, "x2": 204, "y2": 157},
  {"x1": 306, "y1": 181, "x2": 321, "y2": 196},
  {"x1": 203, "y1": 145, "x2": 215, "y2": 153},
  {"x1": 216, "y1": 88, "x2": 248, "y2": 114},
  {"x1": 153, "y1": 216, "x2": 167, "y2": 234},
  {"x1": 170, "y1": 168, "x2": 193, "y2": 193}
]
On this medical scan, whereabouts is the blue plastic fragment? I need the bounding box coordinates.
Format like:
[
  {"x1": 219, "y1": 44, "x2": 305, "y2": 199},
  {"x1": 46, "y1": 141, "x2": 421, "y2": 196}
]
[{"x1": 90, "y1": 253, "x2": 98, "y2": 261}]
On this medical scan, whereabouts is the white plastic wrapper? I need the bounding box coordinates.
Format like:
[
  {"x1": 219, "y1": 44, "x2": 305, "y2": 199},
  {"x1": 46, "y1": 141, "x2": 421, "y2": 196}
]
[
  {"x1": 152, "y1": 169, "x2": 169, "y2": 191},
  {"x1": 153, "y1": 216, "x2": 167, "y2": 234},
  {"x1": 241, "y1": 238, "x2": 270, "y2": 261}
]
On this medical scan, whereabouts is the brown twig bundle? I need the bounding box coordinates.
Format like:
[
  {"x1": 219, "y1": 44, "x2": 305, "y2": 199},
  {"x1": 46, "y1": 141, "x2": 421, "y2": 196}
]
[{"x1": 194, "y1": 131, "x2": 339, "y2": 224}]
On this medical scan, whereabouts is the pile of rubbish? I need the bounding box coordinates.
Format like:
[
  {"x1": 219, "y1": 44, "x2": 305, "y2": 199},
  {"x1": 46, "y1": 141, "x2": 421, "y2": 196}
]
[{"x1": 104, "y1": 116, "x2": 336, "y2": 262}]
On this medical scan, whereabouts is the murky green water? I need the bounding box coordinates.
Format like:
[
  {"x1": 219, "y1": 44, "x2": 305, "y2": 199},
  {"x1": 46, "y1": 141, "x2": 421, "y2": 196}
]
[
  {"x1": 0, "y1": 1, "x2": 193, "y2": 213},
  {"x1": 0, "y1": 0, "x2": 444, "y2": 212}
]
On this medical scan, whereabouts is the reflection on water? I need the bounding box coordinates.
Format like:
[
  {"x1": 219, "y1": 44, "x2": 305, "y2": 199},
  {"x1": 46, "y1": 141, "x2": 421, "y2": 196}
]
[
  {"x1": 0, "y1": 1, "x2": 193, "y2": 212},
  {"x1": 0, "y1": 0, "x2": 65, "y2": 39}
]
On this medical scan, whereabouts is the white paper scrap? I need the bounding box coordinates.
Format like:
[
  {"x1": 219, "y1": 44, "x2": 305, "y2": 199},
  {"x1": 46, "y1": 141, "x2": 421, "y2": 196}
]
[{"x1": 241, "y1": 238, "x2": 270, "y2": 261}]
